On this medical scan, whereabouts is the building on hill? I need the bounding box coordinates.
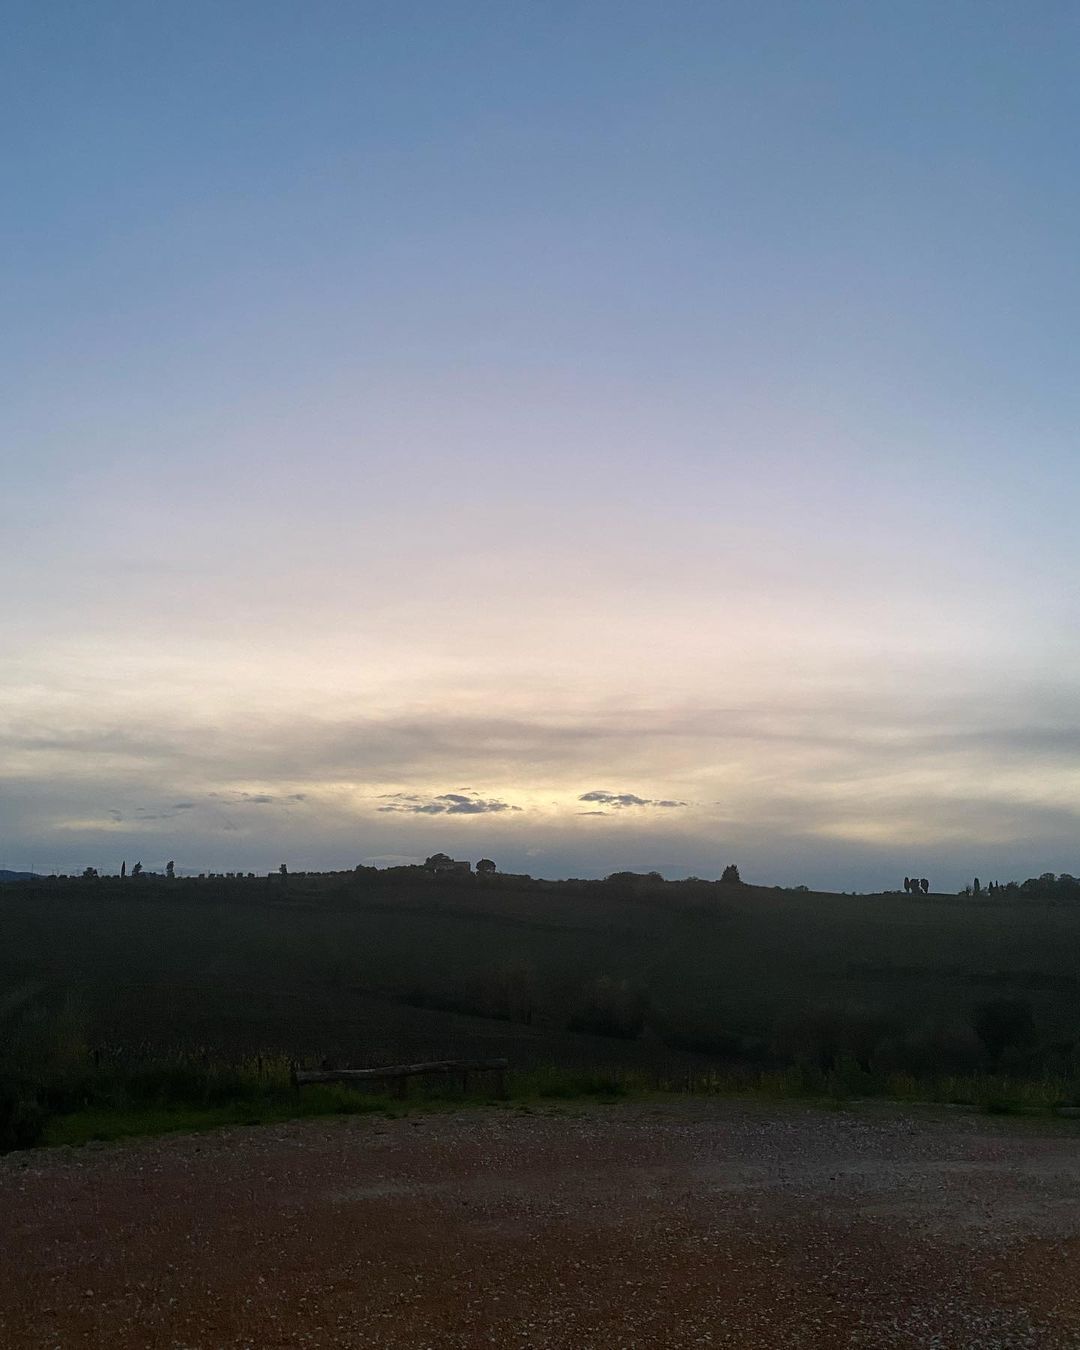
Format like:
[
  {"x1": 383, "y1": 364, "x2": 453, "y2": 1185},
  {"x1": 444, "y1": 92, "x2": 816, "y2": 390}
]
[
  {"x1": 425, "y1": 852, "x2": 471, "y2": 874},
  {"x1": 476, "y1": 858, "x2": 496, "y2": 874}
]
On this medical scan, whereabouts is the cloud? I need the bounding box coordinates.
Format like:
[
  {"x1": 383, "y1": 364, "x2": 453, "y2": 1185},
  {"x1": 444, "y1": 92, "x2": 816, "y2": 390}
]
[
  {"x1": 10, "y1": 675, "x2": 1080, "y2": 888},
  {"x1": 579, "y1": 790, "x2": 687, "y2": 810},
  {"x1": 436, "y1": 792, "x2": 520, "y2": 814},
  {"x1": 377, "y1": 790, "x2": 522, "y2": 816},
  {"x1": 234, "y1": 791, "x2": 307, "y2": 807}
]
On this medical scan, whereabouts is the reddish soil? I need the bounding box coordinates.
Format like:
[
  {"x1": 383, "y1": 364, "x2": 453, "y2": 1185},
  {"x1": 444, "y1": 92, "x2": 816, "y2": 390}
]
[{"x1": 3, "y1": 1100, "x2": 1080, "y2": 1348}]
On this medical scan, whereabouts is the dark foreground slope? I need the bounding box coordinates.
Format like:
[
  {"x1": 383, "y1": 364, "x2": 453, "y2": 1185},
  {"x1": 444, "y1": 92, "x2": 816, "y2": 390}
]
[{"x1": 4, "y1": 869, "x2": 1080, "y2": 1068}]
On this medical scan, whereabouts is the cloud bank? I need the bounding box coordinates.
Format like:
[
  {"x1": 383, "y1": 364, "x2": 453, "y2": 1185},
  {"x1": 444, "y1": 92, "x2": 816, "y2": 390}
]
[
  {"x1": 578, "y1": 790, "x2": 688, "y2": 812},
  {"x1": 377, "y1": 791, "x2": 522, "y2": 816},
  {"x1": 5, "y1": 661, "x2": 1080, "y2": 889}
]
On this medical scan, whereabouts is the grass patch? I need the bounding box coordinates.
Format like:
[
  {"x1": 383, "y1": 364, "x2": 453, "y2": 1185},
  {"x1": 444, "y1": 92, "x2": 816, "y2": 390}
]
[
  {"x1": 9, "y1": 1038, "x2": 1080, "y2": 1152},
  {"x1": 511, "y1": 1065, "x2": 644, "y2": 1100},
  {"x1": 42, "y1": 1086, "x2": 397, "y2": 1147},
  {"x1": 34, "y1": 1067, "x2": 647, "y2": 1149}
]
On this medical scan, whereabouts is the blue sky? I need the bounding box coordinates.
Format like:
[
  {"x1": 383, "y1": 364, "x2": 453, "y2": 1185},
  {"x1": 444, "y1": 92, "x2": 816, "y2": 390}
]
[{"x1": 3, "y1": 2, "x2": 1080, "y2": 886}]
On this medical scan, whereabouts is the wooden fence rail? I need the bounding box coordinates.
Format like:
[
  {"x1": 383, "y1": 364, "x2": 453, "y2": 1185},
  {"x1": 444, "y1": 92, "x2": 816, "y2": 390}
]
[{"x1": 291, "y1": 1057, "x2": 509, "y2": 1098}]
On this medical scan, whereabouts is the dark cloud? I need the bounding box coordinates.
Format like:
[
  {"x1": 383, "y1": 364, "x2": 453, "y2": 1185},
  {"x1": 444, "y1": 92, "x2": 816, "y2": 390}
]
[
  {"x1": 235, "y1": 792, "x2": 307, "y2": 807},
  {"x1": 579, "y1": 790, "x2": 687, "y2": 810},
  {"x1": 135, "y1": 806, "x2": 178, "y2": 820},
  {"x1": 14, "y1": 690, "x2": 1080, "y2": 797},
  {"x1": 378, "y1": 790, "x2": 521, "y2": 816},
  {"x1": 436, "y1": 792, "x2": 521, "y2": 815},
  {"x1": 12, "y1": 681, "x2": 1080, "y2": 890}
]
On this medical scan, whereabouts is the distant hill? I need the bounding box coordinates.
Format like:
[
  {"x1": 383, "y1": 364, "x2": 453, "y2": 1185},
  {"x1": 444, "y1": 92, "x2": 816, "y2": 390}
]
[
  {"x1": 3, "y1": 869, "x2": 1080, "y2": 1071},
  {"x1": 0, "y1": 871, "x2": 36, "y2": 883}
]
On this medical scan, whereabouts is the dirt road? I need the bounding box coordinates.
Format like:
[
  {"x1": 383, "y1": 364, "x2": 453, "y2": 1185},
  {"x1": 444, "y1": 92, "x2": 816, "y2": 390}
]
[{"x1": 3, "y1": 1100, "x2": 1079, "y2": 1348}]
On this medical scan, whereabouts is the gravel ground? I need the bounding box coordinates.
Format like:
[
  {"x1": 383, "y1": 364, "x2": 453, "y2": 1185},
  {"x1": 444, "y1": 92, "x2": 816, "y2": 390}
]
[{"x1": 2, "y1": 1099, "x2": 1080, "y2": 1348}]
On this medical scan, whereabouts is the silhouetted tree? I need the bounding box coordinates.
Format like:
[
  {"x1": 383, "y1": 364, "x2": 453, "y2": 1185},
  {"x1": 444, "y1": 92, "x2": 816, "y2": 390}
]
[
  {"x1": 120, "y1": 860, "x2": 126, "y2": 879},
  {"x1": 973, "y1": 877, "x2": 981, "y2": 895},
  {"x1": 903, "y1": 875, "x2": 910, "y2": 894},
  {"x1": 721, "y1": 864, "x2": 741, "y2": 884},
  {"x1": 165, "y1": 860, "x2": 175, "y2": 879},
  {"x1": 278, "y1": 863, "x2": 288, "y2": 876},
  {"x1": 476, "y1": 858, "x2": 496, "y2": 875},
  {"x1": 82, "y1": 866, "x2": 98, "y2": 879},
  {"x1": 131, "y1": 862, "x2": 143, "y2": 877},
  {"x1": 919, "y1": 877, "x2": 929, "y2": 894}
]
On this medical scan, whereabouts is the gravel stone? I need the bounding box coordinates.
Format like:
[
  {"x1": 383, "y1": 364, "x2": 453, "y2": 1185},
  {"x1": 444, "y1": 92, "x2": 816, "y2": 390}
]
[{"x1": 2, "y1": 1100, "x2": 1079, "y2": 1347}]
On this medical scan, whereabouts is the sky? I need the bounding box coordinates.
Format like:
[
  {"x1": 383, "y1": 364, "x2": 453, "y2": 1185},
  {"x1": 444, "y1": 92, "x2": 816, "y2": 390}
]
[{"x1": 3, "y1": 1, "x2": 1080, "y2": 888}]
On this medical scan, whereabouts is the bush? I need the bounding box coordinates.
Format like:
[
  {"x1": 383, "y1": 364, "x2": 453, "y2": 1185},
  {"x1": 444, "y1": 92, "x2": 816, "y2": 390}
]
[
  {"x1": 0, "y1": 1084, "x2": 45, "y2": 1151},
  {"x1": 774, "y1": 1006, "x2": 896, "y2": 1073},
  {"x1": 0, "y1": 995, "x2": 92, "y2": 1150},
  {"x1": 873, "y1": 1021, "x2": 985, "y2": 1077},
  {"x1": 517, "y1": 1066, "x2": 638, "y2": 1099},
  {"x1": 973, "y1": 999, "x2": 1037, "y2": 1063}
]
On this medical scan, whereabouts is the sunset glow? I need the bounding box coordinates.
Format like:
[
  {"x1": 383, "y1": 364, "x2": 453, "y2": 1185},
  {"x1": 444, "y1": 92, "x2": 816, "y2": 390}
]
[{"x1": 4, "y1": 2, "x2": 1079, "y2": 888}]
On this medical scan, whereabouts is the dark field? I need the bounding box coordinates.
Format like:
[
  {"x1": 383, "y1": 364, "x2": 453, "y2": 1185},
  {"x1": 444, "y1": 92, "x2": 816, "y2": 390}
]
[{"x1": 4, "y1": 869, "x2": 1080, "y2": 1069}]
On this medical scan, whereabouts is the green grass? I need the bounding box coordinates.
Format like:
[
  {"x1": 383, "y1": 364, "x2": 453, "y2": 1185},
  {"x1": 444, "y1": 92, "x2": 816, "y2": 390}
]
[
  {"x1": 512, "y1": 1065, "x2": 642, "y2": 1100},
  {"x1": 37, "y1": 1069, "x2": 640, "y2": 1149},
  {"x1": 42, "y1": 1086, "x2": 397, "y2": 1147},
  {"x1": 30, "y1": 1061, "x2": 1080, "y2": 1151}
]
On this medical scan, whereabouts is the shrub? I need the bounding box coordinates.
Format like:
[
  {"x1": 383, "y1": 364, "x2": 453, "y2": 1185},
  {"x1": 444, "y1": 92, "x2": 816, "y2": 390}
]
[
  {"x1": 973, "y1": 999, "x2": 1037, "y2": 1063},
  {"x1": 774, "y1": 1006, "x2": 896, "y2": 1073},
  {"x1": 0, "y1": 1084, "x2": 46, "y2": 1151},
  {"x1": 873, "y1": 1021, "x2": 985, "y2": 1077}
]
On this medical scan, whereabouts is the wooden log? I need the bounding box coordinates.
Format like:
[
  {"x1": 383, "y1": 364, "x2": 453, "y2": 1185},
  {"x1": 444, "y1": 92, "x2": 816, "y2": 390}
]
[{"x1": 294, "y1": 1057, "x2": 509, "y2": 1087}]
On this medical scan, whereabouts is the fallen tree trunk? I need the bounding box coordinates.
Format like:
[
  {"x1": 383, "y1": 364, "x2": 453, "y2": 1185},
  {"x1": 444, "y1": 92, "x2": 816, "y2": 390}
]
[{"x1": 292, "y1": 1058, "x2": 509, "y2": 1097}]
